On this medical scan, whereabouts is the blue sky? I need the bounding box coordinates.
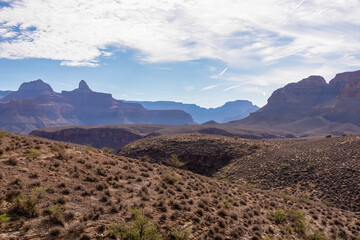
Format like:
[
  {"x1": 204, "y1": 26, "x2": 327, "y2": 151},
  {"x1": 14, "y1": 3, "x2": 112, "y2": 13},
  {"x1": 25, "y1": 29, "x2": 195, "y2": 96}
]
[{"x1": 0, "y1": 0, "x2": 360, "y2": 107}]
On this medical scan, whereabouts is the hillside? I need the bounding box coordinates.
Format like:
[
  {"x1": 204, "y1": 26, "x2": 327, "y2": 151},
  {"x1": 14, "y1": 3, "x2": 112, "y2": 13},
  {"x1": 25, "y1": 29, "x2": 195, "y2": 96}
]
[
  {"x1": 118, "y1": 134, "x2": 360, "y2": 212},
  {"x1": 0, "y1": 80, "x2": 194, "y2": 133},
  {"x1": 231, "y1": 70, "x2": 360, "y2": 136},
  {"x1": 1, "y1": 132, "x2": 358, "y2": 239},
  {"x1": 126, "y1": 100, "x2": 259, "y2": 123}
]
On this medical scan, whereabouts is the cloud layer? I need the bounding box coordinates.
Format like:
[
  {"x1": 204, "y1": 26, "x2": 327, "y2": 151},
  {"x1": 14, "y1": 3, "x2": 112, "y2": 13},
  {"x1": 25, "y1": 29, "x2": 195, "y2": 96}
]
[{"x1": 0, "y1": 0, "x2": 359, "y2": 83}]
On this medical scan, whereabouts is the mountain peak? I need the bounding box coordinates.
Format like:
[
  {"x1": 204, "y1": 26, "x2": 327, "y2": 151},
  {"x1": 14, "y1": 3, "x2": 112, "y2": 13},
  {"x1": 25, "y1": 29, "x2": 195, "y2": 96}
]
[
  {"x1": 4, "y1": 79, "x2": 55, "y2": 100},
  {"x1": 299, "y1": 75, "x2": 326, "y2": 86},
  {"x1": 18, "y1": 79, "x2": 53, "y2": 92},
  {"x1": 78, "y1": 80, "x2": 91, "y2": 91}
]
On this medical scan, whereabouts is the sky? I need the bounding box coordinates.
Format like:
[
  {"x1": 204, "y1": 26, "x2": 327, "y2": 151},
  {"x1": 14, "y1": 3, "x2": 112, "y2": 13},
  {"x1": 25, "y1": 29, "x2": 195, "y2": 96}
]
[{"x1": 0, "y1": 0, "x2": 360, "y2": 108}]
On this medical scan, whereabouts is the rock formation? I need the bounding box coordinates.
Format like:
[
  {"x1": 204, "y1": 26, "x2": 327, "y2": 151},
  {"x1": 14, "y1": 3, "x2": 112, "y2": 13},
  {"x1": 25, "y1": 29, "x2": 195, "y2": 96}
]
[
  {"x1": 0, "y1": 80, "x2": 194, "y2": 133},
  {"x1": 231, "y1": 70, "x2": 360, "y2": 136}
]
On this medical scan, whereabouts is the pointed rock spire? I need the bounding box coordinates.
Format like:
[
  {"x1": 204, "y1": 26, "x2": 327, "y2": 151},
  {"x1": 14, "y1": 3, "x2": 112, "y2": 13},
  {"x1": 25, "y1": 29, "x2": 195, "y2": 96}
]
[{"x1": 78, "y1": 80, "x2": 91, "y2": 91}]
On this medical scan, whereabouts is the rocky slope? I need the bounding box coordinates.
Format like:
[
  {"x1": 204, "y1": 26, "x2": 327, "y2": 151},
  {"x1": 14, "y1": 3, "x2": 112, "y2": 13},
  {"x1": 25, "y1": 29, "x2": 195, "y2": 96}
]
[
  {"x1": 0, "y1": 131, "x2": 358, "y2": 239},
  {"x1": 118, "y1": 134, "x2": 360, "y2": 212},
  {"x1": 126, "y1": 100, "x2": 259, "y2": 123},
  {"x1": 231, "y1": 70, "x2": 360, "y2": 136},
  {"x1": 118, "y1": 134, "x2": 257, "y2": 176},
  {"x1": 0, "y1": 80, "x2": 194, "y2": 133}
]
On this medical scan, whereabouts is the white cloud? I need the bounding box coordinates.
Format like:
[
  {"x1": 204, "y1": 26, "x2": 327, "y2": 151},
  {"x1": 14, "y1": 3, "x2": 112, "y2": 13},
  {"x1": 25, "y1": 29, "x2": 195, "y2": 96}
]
[
  {"x1": 223, "y1": 85, "x2": 241, "y2": 92},
  {"x1": 0, "y1": 0, "x2": 359, "y2": 86},
  {"x1": 201, "y1": 84, "x2": 218, "y2": 91}
]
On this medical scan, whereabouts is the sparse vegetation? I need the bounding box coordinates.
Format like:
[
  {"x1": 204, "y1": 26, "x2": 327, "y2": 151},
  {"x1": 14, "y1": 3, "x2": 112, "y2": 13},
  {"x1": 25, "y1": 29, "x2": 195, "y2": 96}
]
[
  {"x1": 161, "y1": 173, "x2": 180, "y2": 185},
  {"x1": 48, "y1": 204, "x2": 66, "y2": 223},
  {"x1": 0, "y1": 132, "x2": 358, "y2": 239},
  {"x1": 170, "y1": 227, "x2": 191, "y2": 240},
  {"x1": 102, "y1": 147, "x2": 114, "y2": 154},
  {"x1": 272, "y1": 209, "x2": 287, "y2": 224},
  {"x1": 12, "y1": 192, "x2": 39, "y2": 217},
  {"x1": 167, "y1": 154, "x2": 185, "y2": 168},
  {"x1": 28, "y1": 149, "x2": 41, "y2": 159},
  {"x1": 0, "y1": 213, "x2": 10, "y2": 224},
  {"x1": 107, "y1": 207, "x2": 162, "y2": 240},
  {"x1": 0, "y1": 130, "x2": 6, "y2": 138}
]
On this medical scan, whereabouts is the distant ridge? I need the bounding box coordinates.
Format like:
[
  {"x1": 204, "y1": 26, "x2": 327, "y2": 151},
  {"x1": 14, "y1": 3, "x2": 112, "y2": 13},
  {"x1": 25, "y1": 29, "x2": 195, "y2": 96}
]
[
  {"x1": 125, "y1": 100, "x2": 259, "y2": 123},
  {"x1": 0, "y1": 90, "x2": 12, "y2": 99},
  {"x1": 0, "y1": 80, "x2": 194, "y2": 133}
]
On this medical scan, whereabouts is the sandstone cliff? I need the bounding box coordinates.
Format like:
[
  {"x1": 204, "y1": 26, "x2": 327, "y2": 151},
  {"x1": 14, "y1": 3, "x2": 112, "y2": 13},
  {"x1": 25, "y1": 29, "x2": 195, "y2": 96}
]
[{"x1": 232, "y1": 70, "x2": 360, "y2": 136}]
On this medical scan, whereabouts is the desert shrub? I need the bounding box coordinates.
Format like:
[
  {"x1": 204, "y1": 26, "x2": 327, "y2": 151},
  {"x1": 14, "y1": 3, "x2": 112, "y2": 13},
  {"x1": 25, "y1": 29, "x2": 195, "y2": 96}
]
[
  {"x1": 217, "y1": 209, "x2": 228, "y2": 218},
  {"x1": 53, "y1": 145, "x2": 68, "y2": 160},
  {"x1": 307, "y1": 230, "x2": 327, "y2": 240},
  {"x1": 12, "y1": 192, "x2": 39, "y2": 217},
  {"x1": 102, "y1": 147, "x2": 114, "y2": 154},
  {"x1": 161, "y1": 173, "x2": 180, "y2": 185},
  {"x1": 28, "y1": 149, "x2": 41, "y2": 159},
  {"x1": 272, "y1": 209, "x2": 287, "y2": 224},
  {"x1": 5, "y1": 157, "x2": 18, "y2": 166},
  {"x1": 167, "y1": 154, "x2": 185, "y2": 168},
  {"x1": 0, "y1": 213, "x2": 10, "y2": 224},
  {"x1": 262, "y1": 235, "x2": 276, "y2": 240},
  {"x1": 298, "y1": 193, "x2": 311, "y2": 204},
  {"x1": 48, "y1": 204, "x2": 66, "y2": 223},
  {"x1": 140, "y1": 155, "x2": 151, "y2": 162},
  {"x1": 170, "y1": 227, "x2": 191, "y2": 240},
  {"x1": 281, "y1": 163, "x2": 291, "y2": 169},
  {"x1": 49, "y1": 227, "x2": 62, "y2": 237},
  {"x1": 0, "y1": 148, "x2": 3, "y2": 155},
  {"x1": 281, "y1": 194, "x2": 292, "y2": 202},
  {"x1": 288, "y1": 210, "x2": 306, "y2": 234},
  {"x1": 248, "y1": 144, "x2": 260, "y2": 152},
  {"x1": 107, "y1": 207, "x2": 162, "y2": 240},
  {"x1": 0, "y1": 130, "x2": 6, "y2": 138},
  {"x1": 323, "y1": 200, "x2": 334, "y2": 207}
]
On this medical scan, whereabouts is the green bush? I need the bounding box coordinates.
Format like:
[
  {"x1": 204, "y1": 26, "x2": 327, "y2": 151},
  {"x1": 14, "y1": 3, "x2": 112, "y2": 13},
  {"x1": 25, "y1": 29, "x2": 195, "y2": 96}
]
[
  {"x1": 161, "y1": 173, "x2": 180, "y2": 185},
  {"x1": 167, "y1": 154, "x2": 185, "y2": 168},
  {"x1": 107, "y1": 207, "x2": 162, "y2": 240},
  {"x1": 288, "y1": 210, "x2": 306, "y2": 234},
  {"x1": 28, "y1": 149, "x2": 41, "y2": 159},
  {"x1": 48, "y1": 204, "x2": 66, "y2": 223},
  {"x1": 102, "y1": 147, "x2": 114, "y2": 154},
  {"x1": 0, "y1": 130, "x2": 6, "y2": 138},
  {"x1": 12, "y1": 192, "x2": 39, "y2": 217},
  {"x1": 307, "y1": 230, "x2": 327, "y2": 240},
  {"x1": 298, "y1": 193, "x2": 311, "y2": 204},
  {"x1": 272, "y1": 209, "x2": 287, "y2": 224},
  {"x1": 0, "y1": 213, "x2": 10, "y2": 224},
  {"x1": 170, "y1": 228, "x2": 191, "y2": 240}
]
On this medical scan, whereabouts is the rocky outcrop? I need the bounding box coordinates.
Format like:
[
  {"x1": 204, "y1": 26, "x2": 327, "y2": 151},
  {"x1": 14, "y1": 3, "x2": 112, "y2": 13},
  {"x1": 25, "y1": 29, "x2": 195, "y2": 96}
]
[
  {"x1": 30, "y1": 124, "x2": 286, "y2": 152},
  {"x1": 232, "y1": 70, "x2": 360, "y2": 135},
  {"x1": 31, "y1": 127, "x2": 145, "y2": 151},
  {"x1": 118, "y1": 134, "x2": 255, "y2": 176},
  {"x1": 0, "y1": 80, "x2": 194, "y2": 133}
]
